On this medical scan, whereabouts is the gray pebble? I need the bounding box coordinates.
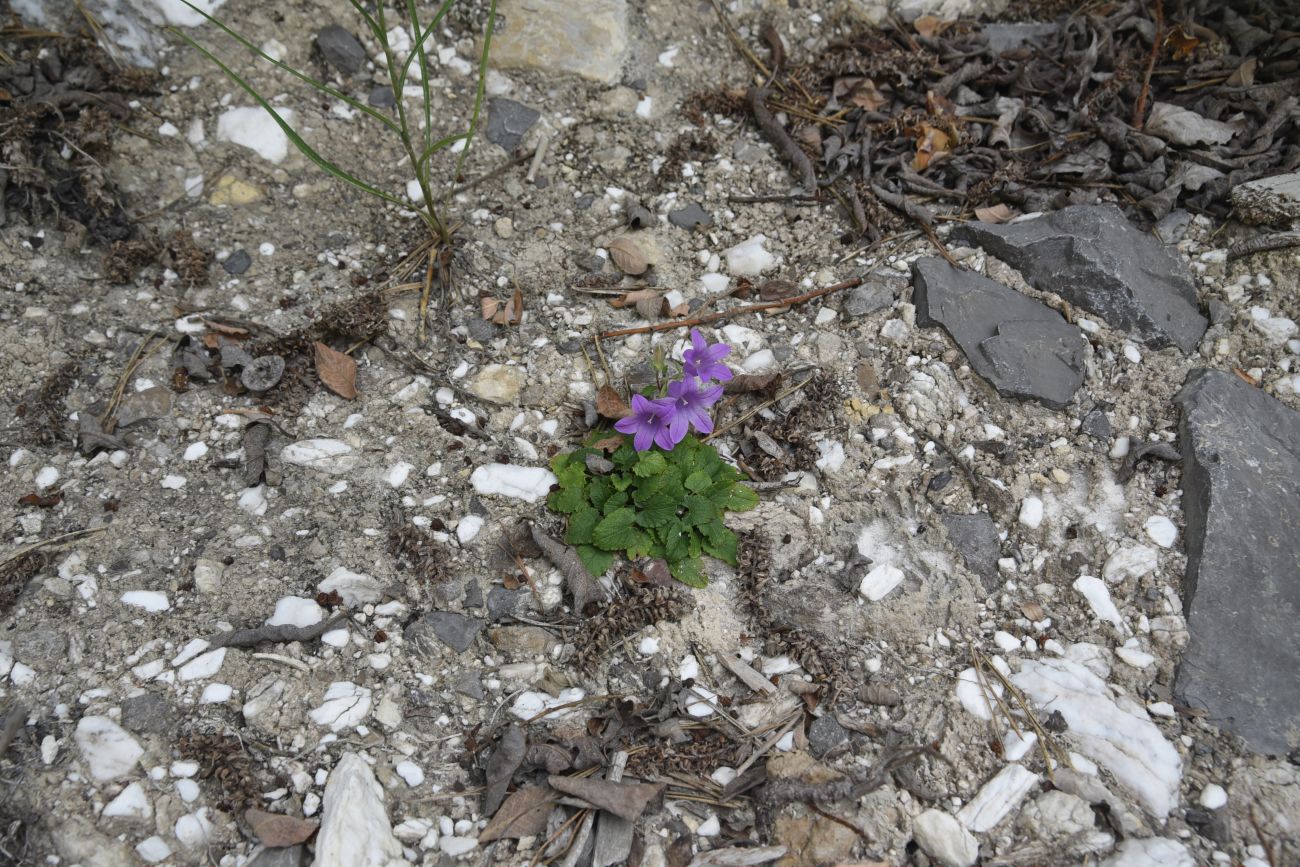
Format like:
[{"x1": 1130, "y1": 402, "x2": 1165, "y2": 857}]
[
  {"x1": 222, "y1": 249, "x2": 252, "y2": 275},
  {"x1": 314, "y1": 26, "x2": 366, "y2": 75}
]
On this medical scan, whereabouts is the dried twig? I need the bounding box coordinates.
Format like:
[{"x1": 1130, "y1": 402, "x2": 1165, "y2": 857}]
[
  {"x1": 1227, "y1": 230, "x2": 1300, "y2": 260},
  {"x1": 1132, "y1": 0, "x2": 1164, "y2": 129},
  {"x1": 747, "y1": 87, "x2": 817, "y2": 193},
  {"x1": 209, "y1": 613, "x2": 348, "y2": 649}
]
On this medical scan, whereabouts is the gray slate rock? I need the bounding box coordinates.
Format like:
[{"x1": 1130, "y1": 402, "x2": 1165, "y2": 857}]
[
  {"x1": 668, "y1": 203, "x2": 712, "y2": 231},
  {"x1": 950, "y1": 204, "x2": 1207, "y2": 352},
  {"x1": 248, "y1": 845, "x2": 304, "y2": 867},
  {"x1": 368, "y1": 86, "x2": 395, "y2": 108},
  {"x1": 1081, "y1": 409, "x2": 1113, "y2": 440},
  {"x1": 941, "y1": 513, "x2": 1000, "y2": 590},
  {"x1": 807, "y1": 714, "x2": 849, "y2": 758},
  {"x1": 120, "y1": 692, "x2": 175, "y2": 734},
  {"x1": 911, "y1": 258, "x2": 1087, "y2": 409},
  {"x1": 405, "y1": 611, "x2": 485, "y2": 654},
  {"x1": 315, "y1": 26, "x2": 366, "y2": 75},
  {"x1": 223, "y1": 249, "x2": 251, "y2": 275},
  {"x1": 1175, "y1": 369, "x2": 1300, "y2": 754},
  {"x1": 843, "y1": 280, "x2": 896, "y2": 317},
  {"x1": 487, "y1": 586, "x2": 530, "y2": 621},
  {"x1": 486, "y1": 98, "x2": 540, "y2": 151}
]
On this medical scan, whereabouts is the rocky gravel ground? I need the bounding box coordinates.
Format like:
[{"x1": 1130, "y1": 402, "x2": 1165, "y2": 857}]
[{"x1": 1, "y1": 0, "x2": 1298, "y2": 866}]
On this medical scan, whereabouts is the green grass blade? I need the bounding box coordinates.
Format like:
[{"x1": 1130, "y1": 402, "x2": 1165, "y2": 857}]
[
  {"x1": 177, "y1": 0, "x2": 399, "y2": 134},
  {"x1": 451, "y1": 0, "x2": 496, "y2": 190},
  {"x1": 415, "y1": 131, "x2": 470, "y2": 173},
  {"x1": 392, "y1": 0, "x2": 455, "y2": 107},
  {"x1": 345, "y1": 0, "x2": 384, "y2": 43},
  {"x1": 406, "y1": 0, "x2": 433, "y2": 157},
  {"x1": 174, "y1": 30, "x2": 408, "y2": 211}
]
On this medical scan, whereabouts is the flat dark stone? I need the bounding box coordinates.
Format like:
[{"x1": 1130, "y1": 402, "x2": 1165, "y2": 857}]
[
  {"x1": 1174, "y1": 369, "x2": 1300, "y2": 755},
  {"x1": 405, "y1": 611, "x2": 485, "y2": 655},
  {"x1": 13, "y1": 630, "x2": 67, "y2": 670},
  {"x1": 314, "y1": 26, "x2": 366, "y2": 75},
  {"x1": 911, "y1": 258, "x2": 1087, "y2": 409},
  {"x1": 667, "y1": 203, "x2": 712, "y2": 231},
  {"x1": 940, "y1": 513, "x2": 1000, "y2": 589},
  {"x1": 843, "y1": 281, "x2": 896, "y2": 317},
  {"x1": 368, "y1": 85, "x2": 395, "y2": 108},
  {"x1": 807, "y1": 715, "x2": 849, "y2": 758},
  {"x1": 485, "y1": 98, "x2": 539, "y2": 151},
  {"x1": 487, "y1": 586, "x2": 530, "y2": 621},
  {"x1": 1081, "y1": 408, "x2": 1113, "y2": 440},
  {"x1": 120, "y1": 692, "x2": 175, "y2": 734},
  {"x1": 248, "y1": 845, "x2": 305, "y2": 867},
  {"x1": 223, "y1": 249, "x2": 251, "y2": 275},
  {"x1": 950, "y1": 204, "x2": 1206, "y2": 352},
  {"x1": 453, "y1": 670, "x2": 485, "y2": 700}
]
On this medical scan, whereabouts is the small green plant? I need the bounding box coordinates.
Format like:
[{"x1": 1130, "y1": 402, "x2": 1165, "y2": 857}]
[
  {"x1": 546, "y1": 330, "x2": 759, "y2": 587},
  {"x1": 173, "y1": 0, "x2": 497, "y2": 247}
]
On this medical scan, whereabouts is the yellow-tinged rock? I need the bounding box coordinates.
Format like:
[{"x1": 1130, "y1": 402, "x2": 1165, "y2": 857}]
[{"x1": 209, "y1": 175, "x2": 263, "y2": 206}]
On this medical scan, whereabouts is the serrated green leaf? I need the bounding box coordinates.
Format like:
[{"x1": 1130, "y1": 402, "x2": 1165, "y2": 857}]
[
  {"x1": 703, "y1": 529, "x2": 738, "y2": 565},
  {"x1": 682, "y1": 494, "x2": 718, "y2": 527},
  {"x1": 627, "y1": 528, "x2": 654, "y2": 559},
  {"x1": 611, "y1": 441, "x2": 638, "y2": 469},
  {"x1": 566, "y1": 507, "x2": 599, "y2": 545},
  {"x1": 636, "y1": 494, "x2": 678, "y2": 529},
  {"x1": 634, "y1": 452, "x2": 668, "y2": 477},
  {"x1": 669, "y1": 557, "x2": 707, "y2": 588},
  {"x1": 611, "y1": 473, "x2": 635, "y2": 492},
  {"x1": 662, "y1": 524, "x2": 690, "y2": 562},
  {"x1": 603, "y1": 490, "x2": 629, "y2": 514},
  {"x1": 593, "y1": 507, "x2": 637, "y2": 550},
  {"x1": 588, "y1": 476, "x2": 611, "y2": 510},
  {"x1": 549, "y1": 484, "x2": 585, "y2": 514},
  {"x1": 722, "y1": 483, "x2": 759, "y2": 512},
  {"x1": 684, "y1": 469, "x2": 711, "y2": 493},
  {"x1": 577, "y1": 545, "x2": 616, "y2": 578}
]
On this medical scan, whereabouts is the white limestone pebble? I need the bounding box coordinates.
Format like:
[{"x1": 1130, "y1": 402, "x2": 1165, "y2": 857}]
[
  {"x1": 470, "y1": 463, "x2": 558, "y2": 502},
  {"x1": 182, "y1": 442, "x2": 209, "y2": 461},
  {"x1": 200, "y1": 683, "x2": 233, "y2": 704},
  {"x1": 1073, "y1": 575, "x2": 1125, "y2": 631},
  {"x1": 395, "y1": 760, "x2": 425, "y2": 787},
  {"x1": 161, "y1": 473, "x2": 187, "y2": 489},
  {"x1": 136, "y1": 837, "x2": 172, "y2": 863},
  {"x1": 440, "y1": 836, "x2": 478, "y2": 856},
  {"x1": 1014, "y1": 652, "x2": 1182, "y2": 818},
  {"x1": 1199, "y1": 783, "x2": 1228, "y2": 809},
  {"x1": 1018, "y1": 496, "x2": 1044, "y2": 529},
  {"x1": 216, "y1": 106, "x2": 293, "y2": 163},
  {"x1": 1144, "y1": 515, "x2": 1178, "y2": 548},
  {"x1": 1249, "y1": 306, "x2": 1298, "y2": 343},
  {"x1": 383, "y1": 461, "x2": 414, "y2": 488},
  {"x1": 724, "y1": 235, "x2": 776, "y2": 276},
  {"x1": 178, "y1": 648, "x2": 226, "y2": 682},
  {"x1": 34, "y1": 466, "x2": 59, "y2": 491},
  {"x1": 697, "y1": 814, "x2": 721, "y2": 837},
  {"x1": 175, "y1": 809, "x2": 215, "y2": 849},
  {"x1": 957, "y1": 763, "x2": 1039, "y2": 832},
  {"x1": 1102, "y1": 546, "x2": 1158, "y2": 583},
  {"x1": 74, "y1": 716, "x2": 144, "y2": 782},
  {"x1": 310, "y1": 682, "x2": 373, "y2": 731},
  {"x1": 1116, "y1": 640, "x2": 1155, "y2": 669},
  {"x1": 103, "y1": 781, "x2": 152, "y2": 819},
  {"x1": 318, "y1": 567, "x2": 383, "y2": 606},
  {"x1": 638, "y1": 636, "x2": 660, "y2": 656},
  {"x1": 1102, "y1": 837, "x2": 1193, "y2": 867},
  {"x1": 281, "y1": 439, "x2": 357, "y2": 474},
  {"x1": 267, "y1": 596, "x2": 325, "y2": 628},
  {"x1": 457, "y1": 515, "x2": 484, "y2": 544},
  {"x1": 955, "y1": 667, "x2": 1002, "y2": 721},
  {"x1": 121, "y1": 590, "x2": 170, "y2": 612},
  {"x1": 814, "y1": 440, "x2": 846, "y2": 472},
  {"x1": 858, "y1": 563, "x2": 905, "y2": 601},
  {"x1": 913, "y1": 808, "x2": 979, "y2": 867},
  {"x1": 509, "y1": 688, "x2": 586, "y2": 720}
]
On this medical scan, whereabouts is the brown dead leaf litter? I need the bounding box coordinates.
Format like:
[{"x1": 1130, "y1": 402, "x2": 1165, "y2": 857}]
[{"x1": 0, "y1": 0, "x2": 1299, "y2": 866}]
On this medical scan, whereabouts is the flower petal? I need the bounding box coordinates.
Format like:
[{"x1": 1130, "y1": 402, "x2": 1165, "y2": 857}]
[{"x1": 633, "y1": 427, "x2": 653, "y2": 451}]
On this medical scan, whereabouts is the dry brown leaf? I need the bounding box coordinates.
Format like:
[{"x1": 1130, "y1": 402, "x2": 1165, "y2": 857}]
[
  {"x1": 724, "y1": 372, "x2": 780, "y2": 395},
  {"x1": 1226, "y1": 57, "x2": 1257, "y2": 87},
  {"x1": 547, "y1": 775, "x2": 665, "y2": 821},
  {"x1": 634, "y1": 295, "x2": 662, "y2": 320},
  {"x1": 245, "y1": 809, "x2": 318, "y2": 847},
  {"x1": 313, "y1": 341, "x2": 358, "y2": 400},
  {"x1": 926, "y1": 90, "x2": 958, "y2": 119},
  {"x1": 1020, "y1": 601, "x2": 1046, "y2": 621},
  {"x1": 591, "y1": 435, "x2": 625, "y2": 452},
  {"x1": 201, "y1": 318, "x2": 250, "y2": 336},
  {"x1": 848, "y1": 78, "x2": 888, "y2": 112},
  {"x1": 485, "y1": 724, "x2": 526, "y2": 817},
  {"x1": 758, "y1": 279, "x2": 799, "y2": 301},
  {"x1": 479, "y1": 786, "x2": 554, "y2": 842},
  {"x1": 974, "y1": 203, "x2": 1016, "y2": 224},
  {"x1": 481, "y1": 287, "x2": 523, "y2": 326},
  {"x1": 607, "y1": 237, "x2": 650, "y2": 276},
  {"x1": 1165, "y1": 25, "x2": 1199, "y2": 61},
  {"x1": 596, "y1": 385, "x2": 632, "y2": 419},
  {"x1": 629, "y1": 558, "x2": 674, "y2": 586},
  {"x1": 664, "y1": 297, "x2": 689, "y2": 318},
  {"x1": 913, "y1": 124, "x2": 951, "y2": 170},
  {"x1": 19, "y1": 492, "x2": 63, "y2": 508},
  {"x1": 913, "y1": 14, "x2": 943, "y2": 38},
  {"x1": 609, "y1": 288, "x2": 660, "y2": 309}
]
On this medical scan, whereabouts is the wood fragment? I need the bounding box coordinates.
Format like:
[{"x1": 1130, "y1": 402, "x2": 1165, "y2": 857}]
[
  {"x1": 592, "y1": 752, "x2": 634, "y2": 867},
  {"x1": 720, "y1": 653, "x2": 778, "y2": 694},
  {"x1": 209, "y1": 613, "x2": 348, "y2": 649},
  {"x1": 746, "y1": 87, "x2": 818, "y2": 193},
  {"x1": 1227, "y1": 231, "x2": 1300, "y2": 261}
]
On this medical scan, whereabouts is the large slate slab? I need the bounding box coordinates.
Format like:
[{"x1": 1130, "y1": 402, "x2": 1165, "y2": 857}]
[
  {"x1": 950, "y1": 204, "x2": 1207, "y2": 352},
  {"x1": 911, "y1": 258, "x2": 1087, "y2": 409},
  {"x1": 404, "y1": 611, "x2": 485, "y2": 655},
  {"x1": 1175, "y1": 369, "x2": 1300, "y2": 754}
]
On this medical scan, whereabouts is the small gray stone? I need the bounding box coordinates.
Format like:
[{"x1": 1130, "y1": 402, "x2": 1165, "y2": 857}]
[
  {"x1": 667, "y1": 203, "x2": 712, "y2": 231},
  {"x1": 1154, "y1": 209, "x2": 1192, "y2": 244},
  {"x1": 222, "y1": 249, "x2": 252, "y2": 275},
  {"x1": 940, "y1": 513, "x2": 1000, "y2": 589},
  {"x1": 405, "y1": 611, "x2": 485, "y2": 654},
  {"x1": 911, "y1": 258, "x2": 1087, "y2": 409},
  {"x1": 486, "y1": 98, "x2": 540, "y2": 151},
  {"x1": 367, "y1": 86, "x2": 395, "y2": 108},
  {"x1": 843, "y1": 281, "x2": 895, "y2": 317},
  {"x1": 463, "y1": 580, "x2": 484, "y2": 610},
  {"x1": 1081, "y1": 409, "x2": 1112, "y2": 440},
  {"x1": 248, "y1": 845, "x2": 305, "y2": 867},
  {"x1": 453, "y1": 670, "x2": 485, "y2": 700},
  {"x1": 950, "y1": 204, "x2": 1206, "y2": 352},
  {"x1": 1175, "y1": 369, "x2": 1300, "y2": 754},
  {"x1": 315, "y1": 26, "x2": 366, "y2": 75},
  {"x1": 465, "y1": 317, "x2": 497, "y2": 343},
  {"x1": 487, "y1": 586, "x2": 529, "y2": 621},
  {"x1": 120, "y1": 692, "x2": 174, "y2": 734},
  {"x1": 982, "y1": 23, "x2": 1057, "y2": 53},
  {"x1": 13, "y1": 630, "x2": 67, "y2": 670},
  {"x1": 807, "y1": 715, "x2": 849, "y2": 758}
]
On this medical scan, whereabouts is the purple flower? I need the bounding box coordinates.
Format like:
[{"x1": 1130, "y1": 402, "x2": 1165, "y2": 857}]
[
  {"x1": 615, "y1": 393, "x2": 679, "y2": 452},
  {"x1": 665, "y1": 377, "x2": 723, "y2": 439},
  {"x1": 683, "y1": 329, "x2": 733, "y2": 382}
]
